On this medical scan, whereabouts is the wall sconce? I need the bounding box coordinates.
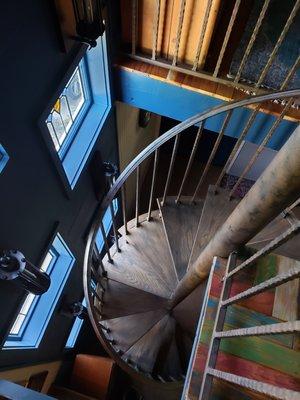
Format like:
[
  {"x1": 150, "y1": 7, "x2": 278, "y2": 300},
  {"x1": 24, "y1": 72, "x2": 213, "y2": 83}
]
[
  {"x1": 55, "y1": 0, "x2": 105, "y2": 52},
  {"x1": 0, "y1": 250, "x2": 51, "y2": 295},
  {"x1": 72, "y1": 0, "x2": 105, "y2": 47}
]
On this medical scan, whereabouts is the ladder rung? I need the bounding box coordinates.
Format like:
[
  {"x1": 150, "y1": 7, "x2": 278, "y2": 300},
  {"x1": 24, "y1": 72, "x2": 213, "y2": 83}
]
[
  {"x1": 215, "y1": 321, "x2": 300, "y2": 339},
  {"x1": 227, "y1": 222, "x2": 300, "y2": 278},
  {"x1": 222, "y1": 266, "x2": 300, "y2": 307},
  {"x1": 207, "y1": 368, "x2": 300, "y2": 400}
]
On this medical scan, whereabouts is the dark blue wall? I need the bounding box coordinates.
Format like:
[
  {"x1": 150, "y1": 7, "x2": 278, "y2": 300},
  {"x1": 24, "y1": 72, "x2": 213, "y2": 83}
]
[{"x1": 0, "y1": 1, "x2": 118, "y2": 368}]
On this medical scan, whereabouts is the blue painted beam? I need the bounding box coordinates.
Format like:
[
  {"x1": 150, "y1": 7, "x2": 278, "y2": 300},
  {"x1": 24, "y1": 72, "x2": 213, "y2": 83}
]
[{"x1": 114, "y1": 68, "x2": 297, "y2": 151}]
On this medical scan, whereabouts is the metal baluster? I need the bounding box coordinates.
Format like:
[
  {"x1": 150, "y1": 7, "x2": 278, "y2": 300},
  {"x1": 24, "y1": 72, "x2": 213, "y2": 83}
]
[
  {"x1": 192, "y1": 0, "x2": 213, "y2": 71},
  {"x1": 91, "y1": 264, "x2": 105, "y2": 291},
  {"x1": 234, "y1": 0, "x2": 270, "y2": 83},
  {"x1": 172, "y1": 0, "x2": 186, "y2": 66},
  {"x1": 162, "y1": 134, "x2": 180, "y2": 206},
  {"x1": 213, "y1": 0, "x2": 241, "y2": 77},
  {"x1": 280, "y1": 54, "x2": 300, "y2": 90},
  {"x1": 152, "y1": 0, "x2": 160, "y2": 60},
  {"x1": 229, "y1": 98, "x2": 293, "y2": 199},
  {"x1": 110, "y1": 202, "x2": 120, "y2": 252},
  {"x1": 147, "y1": 149, "x2": 159, "y2": 221},
  {"x1": 176, "y1": 123, "x2": 203, "y2": 203},
  {"x1": 199, "y1": 253, "x2": 237, "y2": 399},
  {"x1": 214, "y1": 105, "x2": 260, "y2": 190},
  {"x1": 216, "y1": 61, "x2": 299, "y2": 191},
  {"x1": 92, "y1": 243, "x2": 106, "y2": 276},
  {"x1": 135, "y1": 166, "x2": 140, "y2": 227},
  {"x1": 131, "y1": 0, "x2": 138, "y2": 56},
  {"x1": 91, "y1": 287, "x2": 103, "y2": 307},
  {"x1": 121, "y1": 185, "x2": 128, "y2": 235},
  {"x1": 99, "y1": 220, "x2": 113, "y2": 263},
  {"x1": 192, "y1": 111, "x2": 232, "y2": 203},
  {"x1": 255, "y1": 0, "x2": 300, "y2": 88}
]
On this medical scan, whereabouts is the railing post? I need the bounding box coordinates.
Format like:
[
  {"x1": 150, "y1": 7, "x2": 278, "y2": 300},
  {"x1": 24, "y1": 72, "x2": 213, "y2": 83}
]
[{"x1": 172, "y1": 124, "x2": 300, "y2": 306}]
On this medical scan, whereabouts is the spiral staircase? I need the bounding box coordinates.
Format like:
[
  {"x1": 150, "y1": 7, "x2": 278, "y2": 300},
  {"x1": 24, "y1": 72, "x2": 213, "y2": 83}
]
[{"x1": 83, "y1": 90, "x2": 300, "y2": 399}]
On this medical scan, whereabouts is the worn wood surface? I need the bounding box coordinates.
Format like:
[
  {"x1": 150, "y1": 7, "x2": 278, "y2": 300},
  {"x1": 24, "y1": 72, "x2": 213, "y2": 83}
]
[
  {"x1": 122, "y1": 315, "x2": 175, "y2": 373},
  {"x1": 172, "y1": 280, "x2": 207, "y2": 337},
  {"x1": 158, "y1": 196, "x2": 204, "y2": 280},
  {"x1": 273, "y1": 256, "x2": 300, "y2": 322},
  {"x1": 188, "y1": 186, "x2": 239, "y2": 268},
  {"x1": 103, "y1": 236, "x2": 173, "y2": 299},
  {"x1": 248, "y1": 216, "x2": 300, "y2": 261},
  {"x1": 102, "y1": 309, "x2": 167, "y2": 353},
  {"x1": 121, "y1": 213, "x2": 179, "y2": 292},
  {"x1": 101, "y1": 279, "x2": 167, "y2": 320}
]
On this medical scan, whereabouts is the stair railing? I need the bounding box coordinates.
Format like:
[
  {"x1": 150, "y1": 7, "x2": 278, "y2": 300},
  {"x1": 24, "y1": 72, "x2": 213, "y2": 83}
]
[
  {"x1": 125, "y1": 0, "x2": 300, "y2": 95},
  {"x1": 183, "y1": 222, "x2": 300, "y2": 400},
  {"x1": 83, "y1": 89, "x2": 299, "y2": 379}
]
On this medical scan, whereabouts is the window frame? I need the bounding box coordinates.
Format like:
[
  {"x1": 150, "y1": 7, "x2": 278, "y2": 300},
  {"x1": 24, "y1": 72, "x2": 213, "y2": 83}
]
[
  {"x1": 0, "y1": 144, "x2": 9, "y2": 173},
  {"x1": 65, "y1": 199, "x2": 119, "y2": 349},
  {"x1": 39, "y1": 34, "x2": 112, "y2": 194},
  {"x1": 4, "y1": 233, "x2": 75, "y2": 349}
]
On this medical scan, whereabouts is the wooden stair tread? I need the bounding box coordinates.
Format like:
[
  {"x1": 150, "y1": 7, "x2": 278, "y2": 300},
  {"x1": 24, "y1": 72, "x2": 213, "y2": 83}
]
[
  {"x1": 158, "y1": 196, "x2": 204, "y2": 280},
  {"x1": 101, "y1": 279, "x2": 168, "y2": 320},
  {"x1": 122, "y1": 314, "x2": 175, "y2": 373},
  {"x1": 188, "y1": 185, "x2": 239, "y2": 268},
  {"x1": 157, "y1": 330, "x2": 183, "y2": 379},
  {"x1": 101, "y1": 309, "x2": 167, "y2": 352},
  {"x1": 248, "y1": 215, "x2": 300, "y2": 261},
  {"x1": 103, "y1": 236, "x2": 173, "y2": 299},
  {"x1": 121, "y1": 214, "x2": 179, "y2": 292},
  {"x1": 171, "y1": 281, "x2": 207, "y2": 337},
  {"x1": 174, "y1": 325, "x2": 194, "y2": 373}
]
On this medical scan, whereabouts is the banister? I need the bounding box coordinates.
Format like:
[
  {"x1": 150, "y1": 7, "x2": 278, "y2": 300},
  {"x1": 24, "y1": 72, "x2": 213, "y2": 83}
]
[{"x1": 83, "y1": 88, "x2": 300, "y2": 376}]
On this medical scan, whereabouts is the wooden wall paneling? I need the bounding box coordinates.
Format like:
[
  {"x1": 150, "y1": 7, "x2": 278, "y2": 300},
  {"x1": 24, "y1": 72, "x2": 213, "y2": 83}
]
[{"x1": 272, "y1": 255, "x2": 300, "y2": 322}]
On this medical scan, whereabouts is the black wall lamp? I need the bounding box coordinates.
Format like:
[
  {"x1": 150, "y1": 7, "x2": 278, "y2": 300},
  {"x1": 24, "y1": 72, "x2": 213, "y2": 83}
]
[
  {"x1": 0, "y1": 250, "x2": 51, "y2": 295},
  {"x1": 55, "y1": 0, "x2": 105, "y2": 51},
  {"x1": 72, "y1": 0, "x2": 105, "y2": 47}
]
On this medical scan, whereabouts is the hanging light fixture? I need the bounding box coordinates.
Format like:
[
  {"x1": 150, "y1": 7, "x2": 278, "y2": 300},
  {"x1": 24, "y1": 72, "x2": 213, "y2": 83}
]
[{"x1": 72, "y1": 0, "x2": 105, "y2": 47}]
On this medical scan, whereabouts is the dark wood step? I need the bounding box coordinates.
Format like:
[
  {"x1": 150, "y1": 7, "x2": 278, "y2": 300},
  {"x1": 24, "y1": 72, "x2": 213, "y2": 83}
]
[
  {"x1": 101, "y1": 309, "x2": 168, "y2": 353},
  {"x1": 122, "y1": 314, "x2": 175, "y2": 373},
  {"x1": 158, "y1": 196, "x2": 204, "y2": 280},
  {"x1": 100, "y1": 279, "x2": 168, "y2": 320},
  {"x1": 188, "y1": 185, "x2": 239, "y2": 268},
  {"x1": 103, "y1": 236, "x2": 173, "y2": 299},
  {"x1": 172, "y1": 279, "x2": 207, "y2": 337},
  {"x1": 121, "y1": 213, "x2": 179, "y2": 293}
]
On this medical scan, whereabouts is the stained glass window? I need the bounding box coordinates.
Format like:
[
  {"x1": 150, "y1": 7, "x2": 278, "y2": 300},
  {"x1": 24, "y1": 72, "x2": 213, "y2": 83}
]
[{"x1": 46, "y1": 62, "x2": 91, "y2": 155}]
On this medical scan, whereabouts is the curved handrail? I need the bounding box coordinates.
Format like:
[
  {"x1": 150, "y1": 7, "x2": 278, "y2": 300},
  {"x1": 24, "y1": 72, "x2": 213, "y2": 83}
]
[{"x1": 83, "y1": 88, "x2": 300, "y2": 379}]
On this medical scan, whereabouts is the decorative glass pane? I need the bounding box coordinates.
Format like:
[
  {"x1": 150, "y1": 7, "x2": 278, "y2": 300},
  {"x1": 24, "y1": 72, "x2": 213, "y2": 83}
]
[
  {"x1": 19, "y1": 293, "x2": 35, "y2": 316},
  {"x1": 46, "y1": 64, "x2": 87, "y2": 152}
]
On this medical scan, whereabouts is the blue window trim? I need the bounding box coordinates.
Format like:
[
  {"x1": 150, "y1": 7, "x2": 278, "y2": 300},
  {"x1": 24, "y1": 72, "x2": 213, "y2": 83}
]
[
  {"x1": 40, "y1": 34, "x2": 112, "y2": 193},
  {"x1": 65, "y1": 199, "x2": 119, "y2": 349},
  {"x1": 65, "y1": 299, "x2": 86, "y2": 348},
  {"x1": 0, "y1": 144, "x2": 9, "y2": 173},
  {"x1": 5, "y1": 233, "x2": 75, "y2": 349},
  {"x1": 95, "y1": 199, "x2": 118, "y2": 251},
  {"x1": 61, "y1": 36, "x2": 112, "y2": 188}
]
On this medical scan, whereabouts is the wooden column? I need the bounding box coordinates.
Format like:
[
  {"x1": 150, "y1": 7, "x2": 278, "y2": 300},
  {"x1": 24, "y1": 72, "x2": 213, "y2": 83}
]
[{"x1": 172, "y1": 124, "x2": 300, "y2": 305}]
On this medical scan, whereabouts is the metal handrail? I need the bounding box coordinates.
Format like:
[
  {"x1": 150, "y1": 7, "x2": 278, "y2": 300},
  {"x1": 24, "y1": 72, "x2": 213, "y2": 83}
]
[{"x1": 83, "y1": 88, "x2": 300, "y2": 379}]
